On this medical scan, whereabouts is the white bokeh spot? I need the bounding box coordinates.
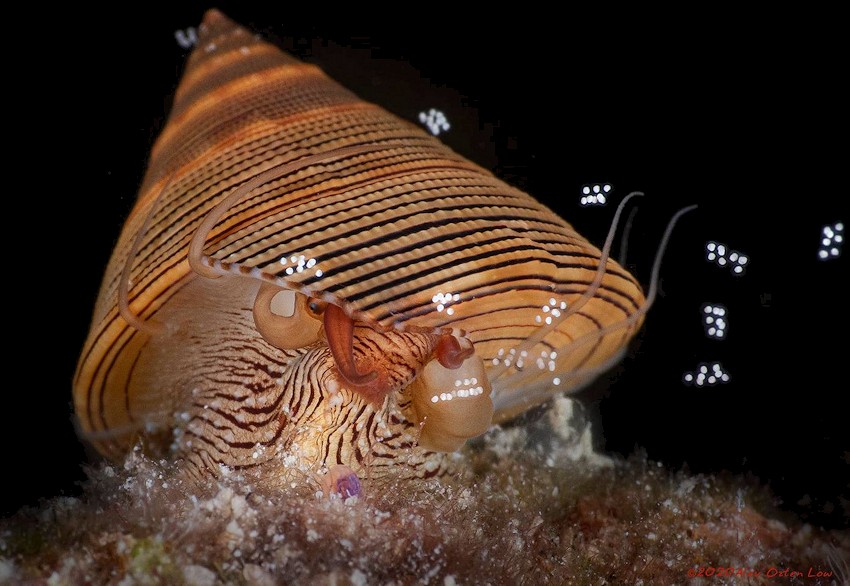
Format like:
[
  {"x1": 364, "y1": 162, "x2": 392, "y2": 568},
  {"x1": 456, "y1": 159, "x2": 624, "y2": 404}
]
[
  {"x1": 279, "y1": 254, "x2": 323, "y2": 279},
  {"x1": 817, "y1": 222, "x2": 843, "y2": 260},
  {"x1": 175, "y1": 27, "x2": 198, "y2": 49},
  {"x1": 418, "y1": 108, "x2": 451, "y2": 136},
  {"x1": 431, "y1": 291, "x2": 461, "y2": 316},
  {"x1": 683, "y1": 362, "x2": 730, "y2": 387},
  {"x1": 705, "y1": 240, "x2": 748, "y2": 276},
  {"x1": 701, "y1": 303, "x2": 728, "y2": 340},
  {"x1": 580, "y1": 183, "x2": 612, "y2": 206}
]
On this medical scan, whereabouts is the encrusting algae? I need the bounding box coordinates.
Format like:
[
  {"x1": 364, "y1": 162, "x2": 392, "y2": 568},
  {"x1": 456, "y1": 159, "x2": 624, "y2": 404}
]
[{"x1": 1, "y1": 397, "x2": 847, "y2": 585}]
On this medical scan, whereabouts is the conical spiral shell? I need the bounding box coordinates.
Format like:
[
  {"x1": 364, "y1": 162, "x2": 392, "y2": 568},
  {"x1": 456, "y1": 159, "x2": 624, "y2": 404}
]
[{"x1": 74, "y1": 10, "x2": 645, "y2": 468}]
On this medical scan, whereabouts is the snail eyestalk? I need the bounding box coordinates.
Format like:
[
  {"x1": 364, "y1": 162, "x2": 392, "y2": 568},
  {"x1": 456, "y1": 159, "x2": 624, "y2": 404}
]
[
  {"x1": 253, "y1": 283, "x2": 323, "y2": 350},
  {"x1": 408, "y1": 353, "x2": 493, "y2": 452},
  {"x1": 435, "y1": 334, "x2": 474, "y2": 369}
]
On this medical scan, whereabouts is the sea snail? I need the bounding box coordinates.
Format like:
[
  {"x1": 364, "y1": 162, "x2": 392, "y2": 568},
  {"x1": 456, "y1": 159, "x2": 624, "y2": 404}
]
[{"x1": 73, "y1": 10, "x2": 662, "y2": 482}]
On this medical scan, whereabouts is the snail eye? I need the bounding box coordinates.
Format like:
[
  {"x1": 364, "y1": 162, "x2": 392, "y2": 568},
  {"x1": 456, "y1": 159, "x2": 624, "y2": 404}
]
[
  {"x1": 253, "y1": 283, "x2": 323, "y2": 349},
  {"x1": 269, "y1": 289, "x2": 296, "y2": 317},
  {"x1": 307, "y1": 299, "x2": 327, "y2": 318}
]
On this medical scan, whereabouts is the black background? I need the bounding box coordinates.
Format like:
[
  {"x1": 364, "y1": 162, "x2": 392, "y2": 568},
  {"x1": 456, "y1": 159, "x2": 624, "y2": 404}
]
[{"x1": 7, "y1": 6, "x2": 847, "y2": 529}]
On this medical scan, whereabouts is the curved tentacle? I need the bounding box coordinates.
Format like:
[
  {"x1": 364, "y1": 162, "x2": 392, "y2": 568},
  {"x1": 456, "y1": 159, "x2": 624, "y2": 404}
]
[
  {"x1": 187, "y1": 144, "x2": 390, "y2": 280},
  {"x1": 118, "y1": 174, "x2": 177, "y2": 335},
  {"x1": 492, "y1": 204, "x2": 698, "y2": 414},
  {"x1": 324, "y1": 303, "x2": 378, "y2": 386},
  {"x1": 488, "y1": 191, "x2": 644, "y2": 383},
  {"x1": 618, "y1": 205, "x2": 640, "y2": 266}
]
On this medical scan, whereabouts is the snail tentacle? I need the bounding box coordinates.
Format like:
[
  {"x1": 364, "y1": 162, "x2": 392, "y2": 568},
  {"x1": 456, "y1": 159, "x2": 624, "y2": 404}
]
[
  {"x1": 187, "y1": 144, "x2": 389, "y2": 280},
  {"x1": 435, "y1": 334, "x2": 474, "y2": 369},
  {"x1": 118, "y1": 174, "x2": 178, "y2": 335},
  {"x1": 324, "y1": 303, "x2": 385, "y2": 403},
  {"x1": 488, "y1": 192, "x2": 644, "y2": 384},
  {"x1": 491, "y1": 204, "x2": 698, "y2": 415}
]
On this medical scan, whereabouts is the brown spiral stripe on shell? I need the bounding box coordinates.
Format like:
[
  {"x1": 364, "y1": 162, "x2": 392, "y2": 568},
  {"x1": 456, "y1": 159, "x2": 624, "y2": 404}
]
[{"x1": 74, "y1": 10, "x2": 645, "y2": 477}]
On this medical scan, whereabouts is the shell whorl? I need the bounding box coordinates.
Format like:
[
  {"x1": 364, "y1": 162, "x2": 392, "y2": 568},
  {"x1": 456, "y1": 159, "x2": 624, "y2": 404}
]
[{"x1": 74, "y1": 9, "x2": 646, "y2": 470}]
